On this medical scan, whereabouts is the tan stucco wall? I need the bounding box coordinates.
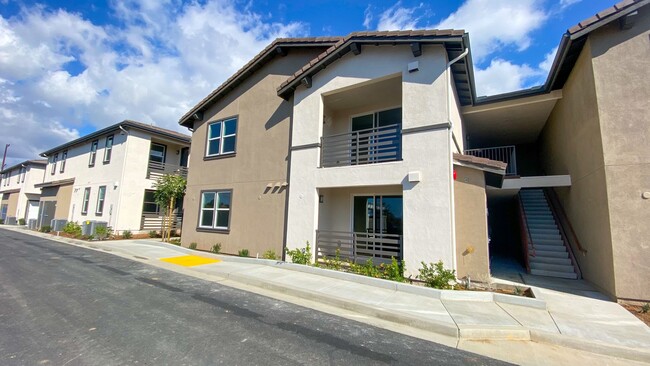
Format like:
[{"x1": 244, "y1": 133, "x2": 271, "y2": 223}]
[
  {"x1": 589, "y1": 9, "x2": 650, "y2": 301},
  {"x1": 40, "y1": 184, "x2": 73, "y2": 220},
  {"x1": 2, "y1": 192, "x2": 19, "y2": 220},
  {"x1": 182, "y1": 48, "x2": 329, "y2": 256},
  {"x1": 453, "y1": 165, "x2": 490, "y2": 280},
  {"x1": 539, "y1": 39, "x2": 616, "y2": 297}
]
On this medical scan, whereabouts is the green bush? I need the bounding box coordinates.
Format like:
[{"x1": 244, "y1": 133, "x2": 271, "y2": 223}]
[
  {"x1": 418, "y1": 261, "x2": 457, "y2": 289},
  {"x1": 238, "y1": 249, "x2": 250, "y2": 257},
  {"x1": 94, "y1": 226, "x2": 109, "y2": 240},
  {"x1": 148, "y1": 230, "x2": 159, "y2": 238},
  {"x1": 121, "y1": 230, "x2": 133, "y2": 239},
  {"x1": 642, "y1": 303, "x2": 650, "y2": 314},
  {"x1": 18, "y1": 218, "x2": 26, "y2": 226},
  {"x1": 211, "y1": 243, "x2": 221, "y2": 254},
  {"x1": 322, "y1": 248, "x2": 343, "y2": 271},
  {"x1": 62, "y1": 221, "x2": 82, "y2": 237},
  {"x1": 189, "y1": 242, "x2": 197, "y2": 250},
  {"x1": 285, "y1": 242, "x2": 312, "y2": 265},
  {"x1": 169, "y1": 238, "x2": 181, "y2": 246},
  {"x1": 40, "y1": 225, "x2": 51, "y2": 233},
  {"x1": 0, "y1": 219, "x2": 4, "y2": 224},
  {"x1": 380, "y1": 257, "x2": 406, "y2": 282},
  {"x1": 262, "y1": 249, "x2": 277, "y2": 260}
]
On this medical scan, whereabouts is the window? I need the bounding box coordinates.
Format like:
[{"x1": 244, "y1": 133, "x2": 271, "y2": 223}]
[
  {"x1": 206, "y1": 117, "x2": 237, "y2": 157},
  {"x1": 60, "y1": 150, "x2": 67, "y2": 173},
  {"x1": 142, "y1": 190, "x2": 159, "y2": 214},
  {"x1": 89, "y1": 140, "x2": 98, "y2": 166},
  {"x1": 199, "y1": 190, "x2": 231, "y2": 230},
  {"x1": 103, "y1": 135, "x2": 114, "y2": 163},
  {"x1": 149, "y1": 143, "x2": 166, "y2": 164},
  {"x1": 96, "y1": 186, "x2": 106, "y2": 215},
  {"x1": 20, "y1": 167, "x2": 26, "y2": 183},
  {"x1": 51, "y1": 154, "x2": 58, "y2": 175},
  {"x1": 16, "y1": 169, "x2": 20, "y2": 184},
  {"x1": 81, "y1": 187, "x2": 91, "y2": 215}
]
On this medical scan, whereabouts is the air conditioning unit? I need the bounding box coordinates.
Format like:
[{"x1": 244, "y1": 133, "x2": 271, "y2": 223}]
[
  {"x1": 5, "y1": 217, "x2": 16, "y2": 225},
  {"x1": 28, "y1": 219, "x2": 37, "y2": 230},
  {"x1": 81, "y1": 220, "x2": 95, "y2": 236},
  {"x1": 50, "y1": 219, "x2": 68, "y2": 231},
  {"x1": 90, "y1": 221, "x2": 108, "y2": 237}
]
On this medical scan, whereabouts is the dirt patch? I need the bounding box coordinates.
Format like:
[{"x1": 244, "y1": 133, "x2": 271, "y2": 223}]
[{"x1": 622, "y1": 304, "x2": 650, "y2": 327}]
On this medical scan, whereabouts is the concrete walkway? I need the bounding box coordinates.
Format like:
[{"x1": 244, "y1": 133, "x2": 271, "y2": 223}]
[{"x1": 3, "y1": 226, "x2": 649, "y2": 364}]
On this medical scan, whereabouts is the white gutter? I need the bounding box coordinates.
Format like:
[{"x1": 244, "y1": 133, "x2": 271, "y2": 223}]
[{"x1": 446, "y1": 47, "x2": 469, "y2": 274}]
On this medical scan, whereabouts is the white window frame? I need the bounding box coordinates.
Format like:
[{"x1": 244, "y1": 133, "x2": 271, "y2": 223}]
[
  {"x1": 103, "y1": 135, "x2": 114, "y2": 163},
  {"x1": 149, "y1": 142, "x2": 167, "y2": 164},
  {"x1": 51, "y1": 154, "x2": 58, "y2": 175},
  {"x1": 198, "y1": 190, "x2": 231, "y2": 230},
  {"x1": 60, "y1": 150, "x2": 67, "y2": 173},
  {"x1": 96, "y1": 186, "x2": 106, "y2": 215},
  {"x1": 89, "y1": 140, "x2": 98, "y2": 166},
  {"x1": 81, "y1": 187, "x2": 91, "y2": 215},
  {"x1": 20, "y1": 167, "x2": 26, "y2": 183},
  {"x1": 205, "y1": 117, "x2": 237, "y2": 157}
]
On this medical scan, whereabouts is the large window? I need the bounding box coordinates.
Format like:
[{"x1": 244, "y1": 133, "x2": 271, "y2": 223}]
[
  {"x1": 199, "y1": 190, "x2": 231, "y2": 230},
  {"x1": 206, "y1": 117, "x2": 237, "y2": 157},
  {"x1": 60, "y1": 150, "x2": 67, "y2": 173},
  {"x1": 103, "y1": 135, "x2": 114, "y2": 163},
  {"x1": 51, "y1": 154, "x2": 58, "y2": 175},
  {"x1": 89, "y1": 140, "x2": 98, "y2": 166},
  {"x1": 20, "y1": 167, "x2": 26, "y2": 183},
  {"x1": 81, "y1": 187, "x2": 91, "y2": 215},
  {"x1": 149, "y1": 143, "x2": 166, "y2": 164},
  {"x1": 96, "y1": 186, "x2": 106, "y2": 215},
  {"x1": 142, "y1": 190, "x2": 159, "y2": 214}
]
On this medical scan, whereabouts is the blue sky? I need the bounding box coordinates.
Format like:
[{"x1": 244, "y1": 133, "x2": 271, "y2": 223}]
[{"x1": 0, "y1": 0, "x2": 614, "y2": 165}]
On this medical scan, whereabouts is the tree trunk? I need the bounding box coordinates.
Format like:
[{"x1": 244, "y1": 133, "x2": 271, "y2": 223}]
[{"x1": 167, "y1": 197, "x2": 175, "y2": 242}]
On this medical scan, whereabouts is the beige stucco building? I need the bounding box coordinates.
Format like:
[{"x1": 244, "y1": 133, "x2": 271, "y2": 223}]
[
  {"x1": 0, "y1": 159, "x2": 47, "y2": 225},
  {"x1": 38, "y1": 120, "x2": 190, "y2": 234}
]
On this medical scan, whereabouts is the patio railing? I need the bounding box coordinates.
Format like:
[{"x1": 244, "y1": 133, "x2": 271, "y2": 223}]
[
  {"x1": 140, "y1": 212, "x2": 183, "y2": 231},
  {"x1": 147, "y1": 161, "x2": 188, "y2": 180},
  {"x1": 320, "y1": 124, "x2": 401, "y2": 167},
  {"x1": 465, "y1": 145, "x2": 517, "y2": 176},
  {"x1": 315, "y1": 230, "x2": 402, "y2": 264}
]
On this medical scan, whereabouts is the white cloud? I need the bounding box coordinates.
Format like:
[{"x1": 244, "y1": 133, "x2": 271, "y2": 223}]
[
  {"x1": 376, "y1": 2, "x2": 424, "y2": 31},
  {"x1": 363, "y1": 5, "x2": 373, "y2": 29},
  {"x1": 560, "y1": 0, "x2": 582, "y2": 9},
  {"x1": 538, "y1": 46, "x2": 558, "y2": 73},
  {"x1": 0, "y1": 0, "x2": 306, "y2": 164},
  {"x1": 474, "y1": 59, "x2": 539, "y2": 96},
  {"x1": 436, "y1": 0, "x2": 547, "y2": 62}
]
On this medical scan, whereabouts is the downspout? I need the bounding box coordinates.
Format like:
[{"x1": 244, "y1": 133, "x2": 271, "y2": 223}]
[
  {"x1": 112, "y1": 125, "x2": 130, "y2": 234},
  {"x1": 446, "y1": 47, "x2": 469, "y2": 274}
]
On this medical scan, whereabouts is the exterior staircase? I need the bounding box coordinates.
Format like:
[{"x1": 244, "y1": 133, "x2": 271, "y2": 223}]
[{"x1": 519, "y1": 189, "x2": 579, "y2": 279}]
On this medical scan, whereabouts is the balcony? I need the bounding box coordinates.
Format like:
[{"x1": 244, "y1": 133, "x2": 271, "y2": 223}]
[
  {"x1": 465, "y1": 145, "x2": 517, "y2": 176},
  {"x1": 147, "y1": 161, "x2": 188, "y2": 180},
  {"x1": 140, "y1": 212, "x2": 183, "y2": 231},
  {"x1": 315, "y1": 230, "x2": 402, "y2": 264},
  {"x1": 320, "y1": 124, "x2": 402, "y2": 168}
]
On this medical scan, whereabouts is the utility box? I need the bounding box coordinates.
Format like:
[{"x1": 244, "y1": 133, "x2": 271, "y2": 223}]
[
  {"x1": 50, "y1": 219, "x2": 67, "y2": 232},
  {"x1": 81, "y1": 220, "x2": 95, "y2": 236},
  {"x1": 90, "y1": 221, "x2": 108, "y2": 237},
  {"x1": 5, "y1": 217, "x2": 17, "y2": 225}
]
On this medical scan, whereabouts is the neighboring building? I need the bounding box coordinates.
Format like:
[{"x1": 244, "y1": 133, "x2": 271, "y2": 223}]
[
  {"x1": 178, "y1": 37, "x2": 340, "y2": 256},
  {"x1": 179, "y1": 1, "x2": 649, "y2": 302},
  {"x1": 0, "y1": 159, "x2": 47, "y2": 224},
  {"x1": 37, "y1": 120, "x2": 191, "y2": 234}
]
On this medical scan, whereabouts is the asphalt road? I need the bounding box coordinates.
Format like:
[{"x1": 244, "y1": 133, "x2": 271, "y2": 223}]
[{"x1": 0, "y1": 228, "x2": 509, "y2": 365}]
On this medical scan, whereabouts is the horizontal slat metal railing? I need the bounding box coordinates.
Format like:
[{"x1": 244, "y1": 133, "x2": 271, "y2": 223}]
[
  {"x1": 321, "y1": 124, "x2": 402, "y2": 167},
  {"x1": 147, "y1": 161, "x2": 188, "y2": 179},
  {"x1": 140, "y1": 213, "x2": 183, "y2": 230},
  {"x1": 465, "y1": 145, "x2": 517, "y2": 176},
  {"x1": 316, "y1": 230, "x2": 402, "y2": 264}
]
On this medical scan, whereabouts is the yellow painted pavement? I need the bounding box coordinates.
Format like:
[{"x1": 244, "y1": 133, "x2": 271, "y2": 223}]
[{"x1": 160, "y1": 255, "x2": 221, "y2": 267}]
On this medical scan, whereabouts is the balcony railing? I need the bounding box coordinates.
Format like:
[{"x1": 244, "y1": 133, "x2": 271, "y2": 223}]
[
  {"x1": 140, "y1": 212, "x2": 183, "y2": 231},
  {"x1": 315, "y1": 230, "x2": 402, "y2": 264},
  {"x1": 465, "y1": 145, "x2": 517, "y2": 176},
  {"x1": 147, "y1": 161, "x2": 188, "y2": 180},
  {"x1": 320, "y1": 124, "x2": 402, "y2": 168}
]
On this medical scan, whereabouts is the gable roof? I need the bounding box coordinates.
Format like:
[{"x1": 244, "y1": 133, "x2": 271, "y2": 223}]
[
  {"x1": 475, "y1": 0, "x2": 648, "y2": 105},
  {"x1": 0, "y1": 159, "x2": 47, "y2": 174},
  {"x1": 178, "y1": 37, "x2": 341, "y2": 127},
  {"x1": 40, "y1": 120, "x2": 191, "y2": 157},
  {"x1": 276, "y1": 30, "x2": 476, "y2": 106}
]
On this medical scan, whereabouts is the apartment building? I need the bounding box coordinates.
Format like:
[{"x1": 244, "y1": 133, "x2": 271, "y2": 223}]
[
  {"x1": 179, "y1": 0, "x2": 649, "y2": 301},
  {"x1": 37, "y1": 120, "x2": 191, "y2": 234},
  {"x1": 0, "y1": 159, "x2": 47, "y2": 224}
]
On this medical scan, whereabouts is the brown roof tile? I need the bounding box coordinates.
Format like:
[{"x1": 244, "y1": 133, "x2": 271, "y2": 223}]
[{"x1": 568, "y1": 0, "x2": 646, "y2": 35}]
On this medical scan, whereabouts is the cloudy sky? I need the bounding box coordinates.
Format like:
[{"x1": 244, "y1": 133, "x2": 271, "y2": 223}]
[{"x1": 0, "y1": 0, "x2": 613, "y2": 165}]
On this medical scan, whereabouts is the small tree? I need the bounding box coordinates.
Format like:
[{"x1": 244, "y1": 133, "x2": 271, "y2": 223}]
[{"x1": 153, "y1": 174, "x2": 186, "y2": 242}]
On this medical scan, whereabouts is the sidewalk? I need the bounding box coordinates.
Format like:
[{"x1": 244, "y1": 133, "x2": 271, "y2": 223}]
[{"x1": 4, "y1": 226, "x2": 649, "y2": 363}]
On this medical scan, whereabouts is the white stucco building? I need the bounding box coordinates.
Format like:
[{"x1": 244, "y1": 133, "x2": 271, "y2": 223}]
[
  {"x1": 0, "y1": 159, "x2": 47, "y2": 224},
  {"x1": 37, "y1": 120, "x2": 191, "y2": 234}
]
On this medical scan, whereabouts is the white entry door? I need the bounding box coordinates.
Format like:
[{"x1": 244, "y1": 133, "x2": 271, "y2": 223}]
[{"x1": 26, "y1": 200, "x2": 39, "y2": 223}]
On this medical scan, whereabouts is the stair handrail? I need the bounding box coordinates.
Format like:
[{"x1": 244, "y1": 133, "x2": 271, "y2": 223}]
[
  {"x1": 517, "y1": 193, "x2": 535, "y2": 273},
  {"x1": 543, "y1": 188, "x2": 584, "y2": 279}
]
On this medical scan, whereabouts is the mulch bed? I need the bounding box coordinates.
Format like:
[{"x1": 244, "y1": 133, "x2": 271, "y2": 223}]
[{"x1": 621, "y1": 304, "x2": 650, "y2": 327}]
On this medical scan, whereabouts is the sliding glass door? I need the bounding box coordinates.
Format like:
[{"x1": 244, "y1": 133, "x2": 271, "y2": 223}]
[{"x1": 352, "y1": 195, "x2": 403, "y2": 261}]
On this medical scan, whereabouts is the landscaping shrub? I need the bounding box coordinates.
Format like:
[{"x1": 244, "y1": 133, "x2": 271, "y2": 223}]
[
  {"x1": 189, "y1": 242, "x2": 197, "y2": 250},
  {"x1": 642, "y1": 303, "x2": 650, "y2": 314},
  {"x1": 148, "y1": 230, "x2": 160, "y2": 238},
  {"x1": 62, "y1": 221, "x2": 82, "y2": 238},
  {"x1": 94, "y1": 226, "x2": 109, "y2": 240},
  {"x1": 0, "y1": 219, "x2": 4, "y2": 224},
  {"x1": 238, "y1": 249, "x2": 250, "y2": 257},
  {"x1": 262, "y1": 249, "x2": 277, "y2": 260},
  {"x1": 169, "y1": 238, "x2": 181, "y2": 246},
  {"x1": 211, "y1": 243, "x2": 221, "y2": 254},
  {"x1": 121, "y1": 230, "x2": 133, "y2": 239},
  {"x1": 40, "y1": 225, "x2": 51, "y2": 233},
  {"x1": 285, "y1": 242, "x2": 311, "y2": 265},
  {"x1": 418, "y1": 261, "x2": 457, "y2": 289},
  {"x1": 18, "y1": 218, "x2": 26, "y2": 226}
]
